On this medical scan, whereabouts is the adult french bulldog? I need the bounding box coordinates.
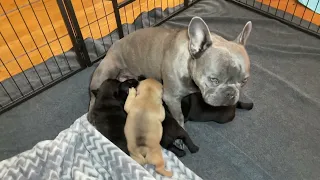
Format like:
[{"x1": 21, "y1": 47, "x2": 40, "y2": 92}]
[{"x1": 89, "y1": 16, "x2": 252, "y2": 128}]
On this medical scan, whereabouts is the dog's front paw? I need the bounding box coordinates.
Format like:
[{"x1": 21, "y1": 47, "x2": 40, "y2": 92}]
[
  {"x1": 189, "y1": 145, "x2": 199, "y2": 154},
  {"x1": 128, "y1": 87, "x2": 137, "y2": 96}
]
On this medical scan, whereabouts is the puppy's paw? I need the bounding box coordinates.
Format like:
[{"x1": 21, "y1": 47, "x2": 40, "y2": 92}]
[
  {"x1": 173, "y1": 139, "x2": 185, "y2": 150},
  {"x1": 240, "y1": 102, "x2": 254, "y2": 110},
  {"x1": 168, "y1": 145, "x2": 186, "y2": 157},
  {"x1": 189, "y1": 145, "x2": 199, "y2": 154},
  {"x1": 128, "y1": 87, "x2": 137, "y2": 96},
  {"x1": 237, "y1": 101, "x2": 254, "y2": 110},
  {"x1": 174, "y1": 149, "x2": 187, "y2": 157}
]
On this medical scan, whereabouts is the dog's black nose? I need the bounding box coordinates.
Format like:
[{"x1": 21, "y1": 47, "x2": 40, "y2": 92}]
[{"x1": 226, "y1": 90, "x2": 236, "y2": 99}]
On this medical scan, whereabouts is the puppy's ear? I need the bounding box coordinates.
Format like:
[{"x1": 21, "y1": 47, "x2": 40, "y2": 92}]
[
  {"x1": 138, "y1": 75, "x2": 146, "y2": 81},
  {"x1": 235, "y1": 21, "x2": 252, "y2": 46},
  {"x1": 188, "y1": 17, "x2": 212, "y2": 59},
  {"x1": 91, "y1": 89, "x2": 99, "y2": 97}
]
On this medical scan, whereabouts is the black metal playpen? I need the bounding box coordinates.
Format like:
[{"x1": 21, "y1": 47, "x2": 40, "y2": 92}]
[{"x1": 0, "y1": 0, "x2": 319, "y2": 114}]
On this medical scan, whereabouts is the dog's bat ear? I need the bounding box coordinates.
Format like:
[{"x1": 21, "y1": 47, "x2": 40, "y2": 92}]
[
  {"x1": 138, "y1": 75, "x2": 146, "y2": 81},
  {"x1": 188, "y1": 16, "x2": 212, "y2": 59},
  {"x1": 235, "y1": 21, "x2": 252, "y2": 46},
  {"x1": 91, "y1": 89, "x2": 99, "y2": 97}
]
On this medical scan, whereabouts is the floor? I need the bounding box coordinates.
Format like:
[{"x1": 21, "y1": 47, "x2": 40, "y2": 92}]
[{"x1": 1, "y1": 0, "x2": 320, "y2": 179}]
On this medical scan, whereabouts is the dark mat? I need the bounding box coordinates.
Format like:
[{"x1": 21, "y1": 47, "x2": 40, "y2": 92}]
[{"x1": 1, "y1": 0, "x2": 320, "y2": 179}]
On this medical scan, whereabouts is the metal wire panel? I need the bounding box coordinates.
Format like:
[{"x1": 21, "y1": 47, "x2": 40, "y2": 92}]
[
  {"x1": 69, "y1": 0, "x2": 197, "y2": 63},
  {"x1": 0, "y1": 0, "x2": 200, "y2": 113},
  {"x1": 0, "y1": 0, "x2": 78, "y2": 112},
  {"x1": 229, "y1": 0, "x2": 320, "y2": 37}
]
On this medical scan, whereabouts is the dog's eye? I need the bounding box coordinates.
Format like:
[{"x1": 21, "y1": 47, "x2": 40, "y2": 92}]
[
  {"x1": 241, "y1": 78, "x2": 248, "y2": 86},
  {"x1": 209, "y1": 77, "x2": 219, "y2": 85}
]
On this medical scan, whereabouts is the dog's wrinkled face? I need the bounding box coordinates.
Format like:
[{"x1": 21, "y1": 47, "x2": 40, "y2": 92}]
[{"x1": 187, "y1": 17, "x2": 252, "y2": 106}]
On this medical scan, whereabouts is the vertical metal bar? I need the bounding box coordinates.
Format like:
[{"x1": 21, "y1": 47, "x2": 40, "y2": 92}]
[
  {"x1": 147, "y1": 0, "x2": 151, "y2": 27},
  {"x1": 112, "y1": 0, "x2": 124, "y2": 38},
  {"x1": 91, "y1": 0, "x2": 107, "y2": 51},
  {"x1": 267, "y1": 0, "x2": 271, "y2": 12},
  {"x1": 132, "y1": 3, "x2": 137, "y2": 31},
  {"x1": 283, "y1": 0, "x2": 290, "y2": 18},
  {"x1": 275, "y1": 0, "x2": 281, "y2": 15},
  {"x1": 307, "y1": 0, "x2": 319, "y2": 28},
  {"x1": 184, "y1": 0, "x2": 188, "y2": 7},
  {"x1": 290, "y1": 3, "x2": 298, "y2": 22},
  {"x1": 0, "y1": 81, "x2": 13, "y2": 102},
  {"x1": 0, "y1": 58, "x2": 24, "y2": 97},
  {"x1": 57, "y1": 0, "x2": 91, "y2": 67},
  {"x1": 40, "y1": 0, "x2": 72, "y2": 71},
  {"x1": 154, "y1": 0, "x2": 157, "y2": 23},
  {"x1": 299, "y1": 0, "x2": 310, "y2": 25},
  {"x1": 13, "y1": 0, "x2": 63, "y2": 78},
  {"x1": 79, "y1": 0, "x2": 99, "y2": 56},
  {"x1": 100, "y1": 0, "x2": 114, "y2": 43},
  {"x1": 0, "y1": 33, "x2": 35, "y2": 92},
  {"x1": 160, "y1": 0, "x2": 163, "y2": 19},
  {"x1": 167, "y1": 0, "x2": 169, "y2": 16},
  {"x1": 19, "y1": 1, "x2": 56, "y2": 79},
  {"x1": 0, "y1": 3, "x2": 43, "y2": 88},
  {"x1": 124, "y1": 7, "x2": 131, "y2": 34},
  {"x1": 138, "y1": 0, "x2": 144, "y2": 28}
]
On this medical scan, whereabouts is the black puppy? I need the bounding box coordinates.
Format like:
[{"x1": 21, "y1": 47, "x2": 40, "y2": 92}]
[
  {"x1": 181, "y1": 92, "x2": 254, "y2": 124},
  {"x1": 88, "y1": 79, "x2": 138, "y2": 155},
  {"x1": 118, "y1": 76, "x2": 199, "y2": 157}
]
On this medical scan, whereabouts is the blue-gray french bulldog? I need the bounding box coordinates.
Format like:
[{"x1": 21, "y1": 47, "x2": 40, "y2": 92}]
[{"x1": 89, "y1": 16, "x2": 252, "y2": 128}]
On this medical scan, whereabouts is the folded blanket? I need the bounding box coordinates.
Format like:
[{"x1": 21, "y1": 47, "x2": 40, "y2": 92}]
[{"x1": 0, "y1": 114, "x2": 202, "y2": 180}]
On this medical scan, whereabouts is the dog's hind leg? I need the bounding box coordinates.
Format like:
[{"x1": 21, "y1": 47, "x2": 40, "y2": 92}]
[
  {"x1": 146, "y1": 147, "x2": 173, "y2": 177},
  {"x1": 180, "y1": 131, "x2": 199, "y2": 154},
  {"x1": 130, "y1": 153, "x2": 146, "y2": 165}
]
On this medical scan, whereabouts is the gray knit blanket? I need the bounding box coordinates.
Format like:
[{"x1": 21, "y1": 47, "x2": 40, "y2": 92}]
[{"x1": 0, "y1": 114, "x2": 202, "y2": 180}]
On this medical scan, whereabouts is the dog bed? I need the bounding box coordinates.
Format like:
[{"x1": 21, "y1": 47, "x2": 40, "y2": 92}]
[{"x1": 0, "y1": 113, "x2": 202, "y2": 180}]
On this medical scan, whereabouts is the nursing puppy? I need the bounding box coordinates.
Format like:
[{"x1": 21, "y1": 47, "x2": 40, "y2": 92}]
[
  {"x1": 122, "y1": 76, "x2": 199, "y2": 157},
  {"x1": 124, "y1": 79, "x2": 173, "y2": 177},
  {"x1": 88, "y1": 79, "x2": 131, "y2": 154},
  {"x1": 182, "y1": 92, "x2": 254, "y2": 124}
]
